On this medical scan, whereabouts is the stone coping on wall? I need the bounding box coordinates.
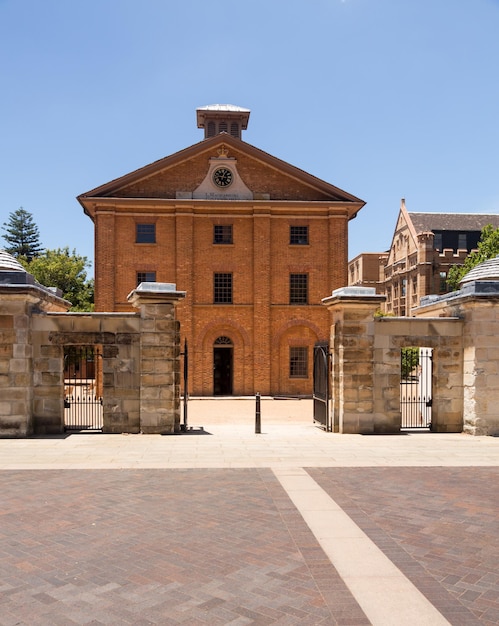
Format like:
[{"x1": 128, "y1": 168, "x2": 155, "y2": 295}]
[
  {"x1": 44, "y1": 312, "x2": 139, "y2": 317},
  {"x1": 127, "y1": 282, "x2": 186, "y2": 307},
  {"x1": 322, "y1": 286, "x2": 386, "y2": 307},
  {"x1": 0, "y1": 283, "x2": 70, "y2": 311},
  {"x1": 420, "y1": 280, "x2": 499, "y2": 308},
  {"x1": 375, "y1": 316, "x2": 462, "y2": 322}
]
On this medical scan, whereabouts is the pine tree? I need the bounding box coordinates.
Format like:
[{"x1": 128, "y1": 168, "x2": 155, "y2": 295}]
[{"x1": 1, "y1": 207, "x2": 44, "y2": 261}]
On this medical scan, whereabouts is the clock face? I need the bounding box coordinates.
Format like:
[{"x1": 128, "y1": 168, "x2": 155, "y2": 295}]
[{"x1": 212, "y1": 167, "x2": 233, "y2": 188}]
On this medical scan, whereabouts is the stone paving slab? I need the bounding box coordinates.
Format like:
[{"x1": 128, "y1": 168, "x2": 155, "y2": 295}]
[
  {"x1": 0, "y1": 429, "x2": 498, "y2": 470},
  {"x1": 274, "y1": 468, "x2": 452, "y2": 626},
  {"x1": 308, "y1": 467, "x2": 499, "y2": 626},
  {"x1": 0, "y1": 469, "x2": 369, "y2": 626}
]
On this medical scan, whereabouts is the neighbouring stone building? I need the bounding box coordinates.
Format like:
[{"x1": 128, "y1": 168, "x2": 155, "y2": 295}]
[
  {"x1": 348, "y1": 199, "x2": 499, "y2": 314},
  {"x1": 0, "y1": 250, "x2": 184, "y2": 436},
  {"x1": 78, "y1": 105, "x2": 365, "y2": 397},
  {"x1": 348, "y1": 252, "x2": 388, "y2": 294}
]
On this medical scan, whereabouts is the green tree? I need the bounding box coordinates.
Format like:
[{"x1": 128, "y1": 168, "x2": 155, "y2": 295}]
[
  {"x1": 447, "y1": 225, "x2": 499, "y2": 291},
  {"x1": 401, "y1": 347, "x2": 419, "y2": 380},
  {"x1": 2, "y1": 207, "x2": 44, "y2": 261},
  {"x1": 25, "y1": 247, "x2": 94, "y2": 311}
]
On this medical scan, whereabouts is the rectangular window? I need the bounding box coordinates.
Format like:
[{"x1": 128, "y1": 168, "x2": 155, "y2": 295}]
[
  {"x1": 214, "y1": 225, "x2": 233, "y2": 244},
  {"x1": 137, "y1": 271, "x2": 156, "y2": 285},
  {"x1": 136, "y1": 223, "x2": 156, "y2": 244},
  {"x1": 290, "y1": 347, "x2": 308, "y2": 378},
  {"x1": 214, "y1": 273, "x2": 233, "y2": 303},
  {"x1": 439, "y1": 271, "x2": 447, "y2": 293},
  {"x1": 290, "y1": 226, "x2": 309, "y2": 245},
  {"x1": 290, "y1": 273, "x2": 308, "y2": 304},
  {"x1": 458, "y1": 233, "x2": 467, "y2": 250},
  {"x1": 433, "y1": 232, "x2": 442, "y2": 251}
]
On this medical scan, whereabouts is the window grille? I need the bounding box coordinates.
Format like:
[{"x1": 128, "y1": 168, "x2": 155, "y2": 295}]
[
  {"x1": 137, "y1": 271, "x2": 156, "y2": 285},
  {"x1": 207, "y1": 121, "x2": 216, "y2": 137},
  {"x1": 219, "y1": 121, "x2": 228, "y2": 133},
  {"x1": 136, "y1": 223, "x2": 156, "y2": 244},
  {"x1": 290, "y1": 273, "x2": 308, "y2": 304},
  {"x1": 290, "y1": 226, "x2": 309, "y2": 245},
  {"x1": 290, "y1": 347, "x2": 308, "y2": 378},
  {"x1": 214, "y1": 273, "x2": 233, "y2": 303},
  {"x1": 214, "y1": 225, "x2": 233, "y2": 244},
  {"x1": 230, "y1": 122, "x2": 239, "y2": 138},
  {"x1": 214, "y1": 336, "x2": 233, "y2": 346}
]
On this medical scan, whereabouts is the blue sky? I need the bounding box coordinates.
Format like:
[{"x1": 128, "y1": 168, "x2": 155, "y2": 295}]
[{"x1": 1, "y1": 0, "x2": 498, "y2": 271}]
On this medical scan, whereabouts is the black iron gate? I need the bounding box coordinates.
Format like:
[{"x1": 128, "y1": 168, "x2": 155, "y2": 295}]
[
  {"x1": 181, "y1": 339, "x2": 188, "y2": 431},
  {"x1": 64, "y1": 346, "x2": 103, "y2": 431},
  {"x1": 313, "y1": 341, "x2": 330, "y2": 430},
  {"x1": 400, "y1": 347, "x2": 433, "y2": 429}
]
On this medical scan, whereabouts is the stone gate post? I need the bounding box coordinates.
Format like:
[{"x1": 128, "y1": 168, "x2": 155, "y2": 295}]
[
  {"x1": 128, "y1": 283, "x2": 186, "y2": 434},
  {"x1": 0, "y1": 266, "x2": 69, "y2": 437},
  {"x1": 322, "y1": 287, "x2": 386, "y2": 434}
]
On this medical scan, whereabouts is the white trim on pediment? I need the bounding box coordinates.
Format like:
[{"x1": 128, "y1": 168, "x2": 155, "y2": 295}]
[{"x1": 188, "y1": 144, "x2": 253, "y2": 201}]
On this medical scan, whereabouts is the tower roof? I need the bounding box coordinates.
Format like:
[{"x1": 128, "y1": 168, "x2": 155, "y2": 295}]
[
  {"x1": 460, "y1": 255, "x2": 499, "y2": 284},
  {"x1": 197, "y1": 104, "x2": 250, "y2": 113},
  {"x1": 0, "y1": 249, "x2": 25, "y2": 272},
  {"x1": 196, "y1": 104, "x2": 250, "y2": 139}
]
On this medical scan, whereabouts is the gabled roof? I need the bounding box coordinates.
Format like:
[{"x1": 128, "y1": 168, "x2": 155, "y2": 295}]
[
  {"x1": 409, "y1": 212, "x2": 499, "y2": 233},
  {"x1": 77, "y1": 133, "x2": 365, "y2": 219}
]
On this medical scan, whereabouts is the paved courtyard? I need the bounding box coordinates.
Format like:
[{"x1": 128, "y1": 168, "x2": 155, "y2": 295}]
[{"x1": 0, "y1": 399, "x2": 498, "y2": 625}]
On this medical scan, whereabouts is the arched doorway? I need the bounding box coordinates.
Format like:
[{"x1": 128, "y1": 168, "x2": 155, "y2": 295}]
[{"x1": 213, "y1": 336, "x2": 233, "y2": 395}]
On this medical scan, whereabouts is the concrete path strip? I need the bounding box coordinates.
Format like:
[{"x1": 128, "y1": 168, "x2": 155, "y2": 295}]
[{"x1": 273, "y1": 467, "x2": 451, "y2": 626}]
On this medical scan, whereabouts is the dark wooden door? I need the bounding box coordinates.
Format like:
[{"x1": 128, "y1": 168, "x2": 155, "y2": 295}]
[{"x1": 213, "y1": 347, "x2": 233, "y2": 395}]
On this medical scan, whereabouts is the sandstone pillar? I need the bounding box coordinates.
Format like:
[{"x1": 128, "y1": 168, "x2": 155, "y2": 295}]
[
  {"x1": 322, "y1": 287, "x2": 386, "y2": 434},
  {"x1": 128, "y1": 282, "x2": 186, "y2": 434},
  {"x1": 461, "y1": 298, "x2": 499, "y2": 436},
  {"x1": 0, "y1": 273, "x2": 69, "y2": 437}
]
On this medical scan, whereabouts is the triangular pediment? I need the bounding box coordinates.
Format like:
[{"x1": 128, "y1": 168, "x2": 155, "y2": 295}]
[
  {"x1": 385, "y1": 201, "x2": 419, "y2": 266},
  {"x1": 78, "y1": 134, "x2": 364, "y2": 218}
]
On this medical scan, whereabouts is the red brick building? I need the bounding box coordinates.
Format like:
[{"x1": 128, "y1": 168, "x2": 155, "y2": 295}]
[{"x1": 78, "y1": 105, "x2": 364, "y2": 396}]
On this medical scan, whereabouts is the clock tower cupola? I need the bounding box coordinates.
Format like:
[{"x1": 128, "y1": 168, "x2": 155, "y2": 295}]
[{"x1": 196, "y1": 104, "x2": 250, "y2": 140}]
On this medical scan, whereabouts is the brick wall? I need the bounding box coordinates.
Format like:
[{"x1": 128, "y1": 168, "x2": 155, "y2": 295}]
[{"x1": 90, "y1": 142, "x2": 358, "y2": 396}]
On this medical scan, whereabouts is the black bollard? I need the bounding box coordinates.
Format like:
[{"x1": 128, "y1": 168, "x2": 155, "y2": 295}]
[{"x1": 255, "y1": 392, "x2": 261, "y2": 434}]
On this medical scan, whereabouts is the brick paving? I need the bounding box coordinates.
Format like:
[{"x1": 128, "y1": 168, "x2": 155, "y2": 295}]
[
  {"x1": 1, "y1": 401, "x2": 499, "y2": 625},
  {"x1": 308, "y1": 467, "x2": 499, "y2": 626},
  {"x1": 0, "y1": 469, "x2": 369, "y2": 626}
]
